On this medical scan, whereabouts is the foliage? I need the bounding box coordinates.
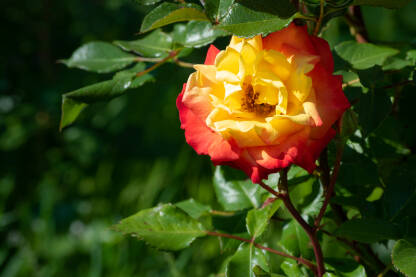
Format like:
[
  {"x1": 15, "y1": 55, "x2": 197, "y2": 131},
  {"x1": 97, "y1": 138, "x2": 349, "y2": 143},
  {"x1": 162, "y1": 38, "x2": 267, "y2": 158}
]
[{"x1": 2, "y1": 0, "x2": 416, "y2": 276}]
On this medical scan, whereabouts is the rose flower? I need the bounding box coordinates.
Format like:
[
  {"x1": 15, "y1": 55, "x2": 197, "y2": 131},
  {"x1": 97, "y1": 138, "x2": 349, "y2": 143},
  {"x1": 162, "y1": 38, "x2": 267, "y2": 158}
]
[{"x1": 177, "y1": 23, "x2": 350, "y2": 183}]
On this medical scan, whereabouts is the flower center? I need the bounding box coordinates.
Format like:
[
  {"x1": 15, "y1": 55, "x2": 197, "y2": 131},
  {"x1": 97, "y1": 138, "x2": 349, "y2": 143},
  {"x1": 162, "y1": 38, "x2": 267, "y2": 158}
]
[{"x1": 241, "y1": 81, "x2": 276, "y2": 117}]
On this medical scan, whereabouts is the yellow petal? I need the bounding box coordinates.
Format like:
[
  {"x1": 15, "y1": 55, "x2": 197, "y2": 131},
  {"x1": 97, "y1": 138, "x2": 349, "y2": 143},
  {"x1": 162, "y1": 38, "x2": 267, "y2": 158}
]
[
  {"x1": 262, "y1": 50, "x2": 292, "y2": 80},
  {"x1": 215, "y1": 47, "x2": 240, "y2": 75},
  {"x1": 287, "y1": 69, "x2": 312, "y2": 103}
]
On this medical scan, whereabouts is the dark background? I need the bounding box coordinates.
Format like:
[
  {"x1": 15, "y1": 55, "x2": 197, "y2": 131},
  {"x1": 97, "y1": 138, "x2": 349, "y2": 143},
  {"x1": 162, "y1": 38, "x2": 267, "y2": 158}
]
[{"x1": 1, "y1": 0, "x2": 416, "y2": 276}]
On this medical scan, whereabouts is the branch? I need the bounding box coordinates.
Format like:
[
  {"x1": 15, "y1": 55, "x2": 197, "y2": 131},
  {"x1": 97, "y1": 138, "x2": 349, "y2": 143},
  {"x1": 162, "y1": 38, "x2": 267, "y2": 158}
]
[
  {"x1": 313, "y1": 0, "x2": 325, "y2": 36},
  {"x1": 206, "y1": 231, "x2": 317, "y2": 273},
  {"x1": 173, "y1": 58, "x2": 195, "y2": 68},
  {"x1": 278, "y1": 169, "x2": 326, "y2": 277},
  {"x1": 342, "y1": 78, "x2": 360, "y2": 89},
  {"x1": 345, "y1": 6, "x2": 368, "y2": 43},
  {"x1": 136, "y1": 51, "x2": 178, "y2": 77},
  {"x1": 314, "y1": 138, "x2": 345, "y2": 228}
]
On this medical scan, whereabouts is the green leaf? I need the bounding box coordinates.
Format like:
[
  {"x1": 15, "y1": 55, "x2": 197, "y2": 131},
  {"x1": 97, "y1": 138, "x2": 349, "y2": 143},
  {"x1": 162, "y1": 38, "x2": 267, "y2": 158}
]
[
  {"x1": 325, "y1": 258, "x2": 367, "y2": 277},
  {"x1": 280, "y1": 259, "x2": 308, "y2": 277},
  {"x1": 382, "y1": 157, "x2": 416, "y2": 221},
  {"x1": 225, "y1": 243, "x2": 269, "y2": 277},
  {"x1": 352, "y1": 0, "x2": 411, "y2": 9},
  {"x1": 60, "y1": 63, "x2": 154, "y2": 129},
  {"x1": 114, "y1": 29, "x2": 173, "y2": 58},
  {"x1": 357, "y1": 88, "x2": 392, "y2": 137},
  {"x1": 63, "y1": 74, "x2": 148, "y2": 104},
  {"x1": 140, "y1": 3, "x2": 208, "y2": 33},
  {"x1": 246, "y1": 199, "x2": 282, "y2": 239},
  {"x1": 212, "y1": 211, "x2": 248, "y2": 233},
  {"x1": 60, "y1": 41, "x2": 136, "y2": 73},
  {"x1": 300, "y1": 180, "x2": 324, "y2": 217},
  {"x1": 334, "y1": 219, "x2": 400, "y2": 243},
  {"x1": 112, "y1": 63, "x2": 154, "y2": 89},
  {"x1": 176, "y1": 198, "x2": 211, "y2": 219},
  {"x1": 279, "y1": 220, "x2": 313, "y2": 259},
  {"x1": 173, "y1": 21, "x2": 228, "y2": 48},
  {"x1": 204, "y1": 0, "x2": 234, "y2": 22},
  {"x1": 340, "y1": 108, "x2": 359, "y2": 140},
  {"x1": 407, "y1": 50, "x2": 416, "y2": 65},
  {"x1": 116, "y1": 204, "x2": 206, "y2": 250},
  {"x1": 335, "y1": 41, "x2": 399, "y2": 70},
  {"x1": 59, "y1": 98, "x2": 87, "y2": 131},
  {"x1": 392, "y1": 239, "x2": 416, "y2": 277},
  {"x1": 382, "y1": 57, "x2": 412, "y2": 71},
  {"x1": 134, "y1": 0, "x2": 161, "y2": 5},
  {"x1": 253, "y1": 265, "x2": 286, "y2": 277},
  {"x1": 213, "y1": 166, "x2": 265, "y2": 211},
  {"x1": 216, "y1": 2, "x2": 294, "y2": 37}
]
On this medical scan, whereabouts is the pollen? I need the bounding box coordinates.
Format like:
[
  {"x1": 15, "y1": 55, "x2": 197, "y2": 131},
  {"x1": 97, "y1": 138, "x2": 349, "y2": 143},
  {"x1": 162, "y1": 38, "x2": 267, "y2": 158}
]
[{"x1": 241, "y1": 82, "x2": 275, "y2": 117}]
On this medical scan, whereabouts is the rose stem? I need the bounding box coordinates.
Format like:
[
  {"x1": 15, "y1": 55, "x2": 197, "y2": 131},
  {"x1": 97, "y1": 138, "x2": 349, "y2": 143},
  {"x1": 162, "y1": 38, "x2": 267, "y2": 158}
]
[
  {"x1": 314, "y1": 139, "x2": 345, "y2": 228},
  {"x1": 205, "y1": 231, "x2": 317, "y2": 273},
  {"x1": 313, "y1": 0, "x2": 325, "y2": 36},
  {"x1": 279, "y1": 169, "x2": 326, "y2": 277},
  {"x1": 260, "y1": 171, "x2": 326, "y2": 276},
  {"x1": 136, "y1": 51, "x2": 178, "y2": 77}
]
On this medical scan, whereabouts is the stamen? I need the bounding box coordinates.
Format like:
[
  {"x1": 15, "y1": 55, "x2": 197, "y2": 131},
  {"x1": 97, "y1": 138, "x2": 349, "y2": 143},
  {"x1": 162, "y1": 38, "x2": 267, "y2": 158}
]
[{"x1": 241, "y1": 82, "x2": 275, "y2": 117}]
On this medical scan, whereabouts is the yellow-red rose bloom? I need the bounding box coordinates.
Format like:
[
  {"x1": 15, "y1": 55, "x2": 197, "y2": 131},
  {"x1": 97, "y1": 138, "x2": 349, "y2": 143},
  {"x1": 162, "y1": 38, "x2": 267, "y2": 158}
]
[{"x1": 177, "y1": 23, "x2": 350, "y2": 183}]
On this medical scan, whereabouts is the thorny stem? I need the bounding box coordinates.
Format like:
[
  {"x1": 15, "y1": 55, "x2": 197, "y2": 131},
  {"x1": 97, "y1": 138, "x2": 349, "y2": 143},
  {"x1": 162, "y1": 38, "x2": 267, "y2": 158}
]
[
  {"x1": 280, "y1": 171, "x2": 326, "y2": 277},
  {"x1": 260, "y1": 169, "x2": 325, "y2": 276},
  {"x1": 314, "y1": 139, "x2": 345, "y2": 229},
  {"x1": 313, "y1": 0, "x2": 325, "y2": 36},
  {"x1": 318, "y1": 149, "x2": 347, "y2": 225},
  {"x1": 206, "y1": 231, "x2": 317, "y2": 273}
]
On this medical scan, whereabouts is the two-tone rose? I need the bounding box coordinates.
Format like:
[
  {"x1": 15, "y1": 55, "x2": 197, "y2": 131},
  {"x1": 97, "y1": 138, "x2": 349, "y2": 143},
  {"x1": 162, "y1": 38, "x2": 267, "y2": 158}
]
[{"x1": 177, "y1": 23, "x2": 350, "y2": 183}]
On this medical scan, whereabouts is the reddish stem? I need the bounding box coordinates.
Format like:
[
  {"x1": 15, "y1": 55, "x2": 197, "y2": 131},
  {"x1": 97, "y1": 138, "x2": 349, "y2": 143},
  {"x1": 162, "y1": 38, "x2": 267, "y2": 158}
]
[
  {"x1": 260, "y1": 170, "x2": 326, "y2": 276},
  {"x1": 280, "y1": 193, "x2": 325, "y2": 277},
  {"x1": 206, "y1": 231, "x2": 317, "y2": 273},
  {"x1": 314, "y1": 141, "x2": 345, "y2": 229}
]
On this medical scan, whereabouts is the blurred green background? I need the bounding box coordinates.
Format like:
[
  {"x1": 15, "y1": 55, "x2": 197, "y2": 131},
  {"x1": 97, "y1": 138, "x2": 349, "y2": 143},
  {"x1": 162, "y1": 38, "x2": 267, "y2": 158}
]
[{"x1": 1, "y1": 0, "x2": 416, "y2": 276}]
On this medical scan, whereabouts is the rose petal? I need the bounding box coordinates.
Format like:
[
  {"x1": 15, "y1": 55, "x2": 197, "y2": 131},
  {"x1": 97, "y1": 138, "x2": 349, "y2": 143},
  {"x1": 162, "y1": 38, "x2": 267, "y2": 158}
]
[{"x1": 177, "y1": 85, "x2": 241, "y2": 163}]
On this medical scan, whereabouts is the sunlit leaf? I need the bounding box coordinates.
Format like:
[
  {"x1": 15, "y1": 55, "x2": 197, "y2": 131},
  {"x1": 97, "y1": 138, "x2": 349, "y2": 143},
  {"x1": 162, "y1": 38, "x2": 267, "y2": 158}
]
[
  {"x1": 60, "y1": 41, "x2": 136, "y2": 73},
  {"x1": 173, "y1": 21, "x2": 228, "y2": 48},
  {"x1": 60, "y1": 63, "x2": 154, "y2": 129},
  {"x1": 246, "y1": 199, "x2": 282, "y2": 239},
  {"x1": 225, "y1": 243, "x2": 269, "y2": 277},
  {"x1": 392, "y1": 239, "x2": 416, "y2": 277},
  {"x1": 335, "y1": 41, "x2": 399, "y2": 70},
  {"x1": 116, "y1": 204, "x2": 206, "y2": 250},
  {"x1": 204, "y1": 0, "x2": 234, "y2": 22},
  {"x1": 140, "y1": 3, "x2": 208, "y2": 33},
  {"x1": 279, "y1": 220, "x2": 313, "y2": 259},
  {"x1": 176, "y1": 198, "x2": 211, "y2": 219},
  {"x1": 213, "y1": 166, "x2": 265, "y2": 211},
  {"x1": 216, "y1": 2, "x2": 294, "y2": 37},
  {"x1": 114, "y1": 29, "x2": 173, "y2": 58}
]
